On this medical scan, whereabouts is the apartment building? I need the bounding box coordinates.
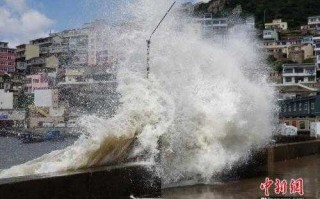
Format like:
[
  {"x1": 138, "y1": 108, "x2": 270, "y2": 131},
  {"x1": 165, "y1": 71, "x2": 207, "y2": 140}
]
[
  {"x1": 197, "y1": 13, "x2": 228, "y2": 36},
  {"x1": 15, "y1": 44, "x2": 39, "y2": 72},
  {"x1": 282, "y1": 64, "x2": 316, "y2": 85},
  {"x1": 50, "y1": 28, "x2": 89, "y2": 68},
  {"x1": 25, "y1": 73, "x2": 49, "y2": 94},
  {"x1": 313, "y1": 36, "x2": 320, "y2": 68},
  {"x1": 308, "y1": 16, "x2": 320, "y2": 30},
  {"x1": 0, "y1": 42, "x2": 16, "y2": 73}
]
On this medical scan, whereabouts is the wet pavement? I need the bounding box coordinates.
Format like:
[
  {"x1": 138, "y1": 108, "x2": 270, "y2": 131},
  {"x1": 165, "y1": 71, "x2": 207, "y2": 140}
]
[{"x1": 163, "y1": 155, "x2": 320, "y2": 199}]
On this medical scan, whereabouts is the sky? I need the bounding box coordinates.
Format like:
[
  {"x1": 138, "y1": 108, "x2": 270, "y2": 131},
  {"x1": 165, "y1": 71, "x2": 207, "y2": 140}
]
[{"x1": 0, "y1": 0, "x2": 205, "y2": 47}]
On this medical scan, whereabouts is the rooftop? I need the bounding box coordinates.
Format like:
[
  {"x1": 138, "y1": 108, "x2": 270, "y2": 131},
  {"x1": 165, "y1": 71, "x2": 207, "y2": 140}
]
[{"x1": 308, "y1": 16, "x2": 320, "y2": 19}]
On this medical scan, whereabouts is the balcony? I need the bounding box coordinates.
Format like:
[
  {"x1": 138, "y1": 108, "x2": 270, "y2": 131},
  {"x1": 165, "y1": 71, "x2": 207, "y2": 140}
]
[
  {"x1": 49, "y1": 46, "x2": 68, "y2": 53},
  {"x1": 27, "y1": 57, "x2": 45, "y2": 66},
  {"x1": 16, "y1": 62, "x2": 27, "y2": 70}
]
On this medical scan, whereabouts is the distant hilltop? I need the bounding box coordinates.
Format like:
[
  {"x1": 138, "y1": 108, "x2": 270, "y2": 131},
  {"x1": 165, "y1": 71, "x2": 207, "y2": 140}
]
[{"x1": 191, "y1": 0, "x2": 320, "y2": 29}]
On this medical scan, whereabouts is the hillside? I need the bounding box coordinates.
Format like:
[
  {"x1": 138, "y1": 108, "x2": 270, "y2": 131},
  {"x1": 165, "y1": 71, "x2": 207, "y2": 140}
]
[{"x1": 198, "y1": 0, "x2": 320, "y2": 29}]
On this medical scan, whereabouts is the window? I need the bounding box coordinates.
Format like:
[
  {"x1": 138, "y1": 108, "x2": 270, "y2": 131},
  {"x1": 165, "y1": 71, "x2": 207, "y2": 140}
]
[
  {"x1": 285, "y1": 77, "x2": 292, "y2": 82},
  {"x1": 304, "y1": 102, "x2": 308, "y2": 111},
  {"x1": 288, "y1": 104, "x2": 292, "y2": 112},
  {"x1": 284, "y1": 105, "x2": 287, "y2": 112},
  {"x1": 293, "y1": 103, "x2": 297, "y2": 111},
  {"x1": 294, "y1": 68, "x2": 303, "y2": 73},
  {"x1": 295, "y1": 77, "x2": 304, "y2": 83},
  {"x1": 306, "y1": 69, "x2": 315, "y2": 74},
  {"x1": 311, "y1": 102, "x2": 315, "y2": 110},
  {"x1": 308, "y1": 77, "x2": 315, "y2": 82},
  {"x1": 299, "y1": 121, "x2": 306, "y2": 130},
  {"x1": 284, "y1": 68, "x2": 293, "y2": 73},
  {"x1": 299, "y1": 103, "x2": 302, "y2": 111}
]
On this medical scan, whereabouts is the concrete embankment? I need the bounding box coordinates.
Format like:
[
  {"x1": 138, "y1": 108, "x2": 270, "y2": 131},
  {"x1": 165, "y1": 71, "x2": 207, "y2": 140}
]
[
  {"x1": 0, "y1": 140, "x2": 319, "y2": 199},
  {"x1": 0, "y1": 164, "x2": 161, "y2": 199}
]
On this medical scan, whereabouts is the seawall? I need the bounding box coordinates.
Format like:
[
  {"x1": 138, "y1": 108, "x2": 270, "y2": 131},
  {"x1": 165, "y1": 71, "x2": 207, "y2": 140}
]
[{"x1": 0, "y1": 163, "x2": 161, "y2": 199}]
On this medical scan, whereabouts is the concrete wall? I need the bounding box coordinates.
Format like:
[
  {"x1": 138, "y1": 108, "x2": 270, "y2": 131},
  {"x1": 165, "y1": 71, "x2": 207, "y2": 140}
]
[
  {"x1": 0, "y1": 164, "x2": 161, "y2": 199},
  {"x1": 273, "y1": 140, "x2": 320, "y2": 162}
]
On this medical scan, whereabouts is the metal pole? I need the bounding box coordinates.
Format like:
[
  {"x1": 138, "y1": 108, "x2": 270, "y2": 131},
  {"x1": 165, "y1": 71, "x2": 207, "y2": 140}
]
[
  {"x1": 146, "y1": 40, "x2": 151, "y2": 79},
  {"x1": 146, "y1": 1, "x2": 176, "y2": 79}
]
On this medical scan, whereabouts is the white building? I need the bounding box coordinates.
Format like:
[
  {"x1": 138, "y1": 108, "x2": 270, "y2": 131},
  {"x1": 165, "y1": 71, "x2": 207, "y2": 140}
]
[
  {"x1": 34, "y1": 89, "x2": 59, "y2": 108},
  {"x1": 0, "y1": 89, "x2": 13, "y2": 109},
  {"x1": 263, "y1": 29, "x2": 279, "y2": 40},
  {"x1": 197, "y1": 13, "x2": 228, "y2": 36},
  {"x1": 313, "y1": 36, "x2": 320, "y2": 68},
  {"x1": 265, "y1": 19, "x2": 288, "y2": 30},
  {"x1": 308, "y1": 16, "x2": 320, "y2": 30},
  {"x1": 282, "y1": 64, "x2": 316, "y2": 85}
]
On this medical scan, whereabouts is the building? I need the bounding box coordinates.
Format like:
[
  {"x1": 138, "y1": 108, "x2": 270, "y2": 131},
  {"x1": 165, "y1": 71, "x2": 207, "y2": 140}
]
[
  {"x1": 50, "y1": 28, "x2": 89, "y2": 68},
  {"x1": 308, "y1": 16, "x2": 320, "y2": 30},
  {"x1": 0, "y1": 89, "x2": 13, "y2": 109},
  {"x1": 0, "y1": 42, "x2": 16, "y2": 73},
  {"x1": 0, "y1": 74, "x2": 12, "y2": 91},
  {"x1": 179, "y1": 2, "x2": 195, "y2": 15},
  {"x1": 15, "y1": 44, "x2": 39, "y2": 72},
  {"x1": 0, "y1": 90, "x2": 26, "y2": 128},
  {"x1": 86, "y1": 20, "x2": 111, "y2": 67},
  {"x1": 34, "y1": 89, "x2": 59, "y2": 108},
  {"x1": 282, "y1": 64, "x2": 316, "y2": 85},
  {"x1": 25, "y1": 73, "x2": 49, "y2": 94},
  {"x1": 279, "y1": 96, "x2": 320, "y2": 132},
  {"x1": 265, "y1": 19, "x2": 288, "y2": 31},
  {"x1": 287, "y1": 44, "x2": 314, "y2": 63},
  {"x1": 26, "y1": 55, "x2": 59, "y2": 74},
  {"x1": 28, "y1": 89, "x2": 65, "y2": 128},
  {"x1": 197, "y1": 13, "x2": 228, "y2": 36},
  {"x1": 302, "y1": 36, "x2": 313, "y2": 45},
  {"x1": 263, "y1": 29, "x2": 279, "y2": 40},
  {"x1": 313, "y1": 36, "x2": 320, "y2": 68}
]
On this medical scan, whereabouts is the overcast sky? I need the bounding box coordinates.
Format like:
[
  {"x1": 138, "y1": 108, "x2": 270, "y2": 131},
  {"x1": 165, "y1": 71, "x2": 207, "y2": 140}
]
[{"x1": 0, "y1": 0, "x2": 207, "y2": 47}]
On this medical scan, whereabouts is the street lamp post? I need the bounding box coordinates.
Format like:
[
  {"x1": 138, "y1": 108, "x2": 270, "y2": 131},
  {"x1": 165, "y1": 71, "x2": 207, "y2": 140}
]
[{"x1": 146, "y1": 1, "x2": 176, "y2": 79}]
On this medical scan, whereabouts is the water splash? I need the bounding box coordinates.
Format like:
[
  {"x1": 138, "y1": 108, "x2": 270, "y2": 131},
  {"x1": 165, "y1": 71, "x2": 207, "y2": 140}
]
[{"x1": 0, "y1": 0, "x2": 276, "y2": 185}]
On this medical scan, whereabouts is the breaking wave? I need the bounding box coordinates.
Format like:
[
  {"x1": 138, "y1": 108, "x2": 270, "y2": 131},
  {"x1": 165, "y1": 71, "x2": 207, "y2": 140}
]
[{"x1": 0, "y1": 0, "x2": 276, "y2": 185}]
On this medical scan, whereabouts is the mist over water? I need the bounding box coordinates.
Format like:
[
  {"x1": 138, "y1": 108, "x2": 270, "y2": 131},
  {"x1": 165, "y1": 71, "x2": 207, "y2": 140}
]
[{"x1": 0, "y1": 0, "x2": 276, "y2": 185}]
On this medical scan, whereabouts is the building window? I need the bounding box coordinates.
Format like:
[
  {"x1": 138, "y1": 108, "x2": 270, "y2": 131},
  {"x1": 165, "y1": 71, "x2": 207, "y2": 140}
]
[
  {"x1": 284, "y1": 68, "x2": 293, "y2": 73},
  {"x1": 304, "y1": 102, "x2": 308, "y2": 111},
  {"x1": 295, "y1": 77, "x2": 304, "y2": 83},
  {"x1": 295, "y1": 68, "x2": 303, "y2": 73},
  {"x1": 308, "y1": 77, "x2": 315, "y2": 82},
  {"x1": 299, "y1": 121, "x2": 306, "y2": 130},
  {"x1": 311, "y1": 102, "x2": 315, "y2": 110},
  {"x1": 285, "y1": 77, "x2": 292, "y2": 82},
  {"x1": 299, "y1": 103, "x2": 302, "y2": 111},
  {"x1": 284, "y1": 105, "x2": 287, "y2": 112},
  {"x1": 288, "y1": 105, "x2": 292, "y2": 112},
  {"x1": 293, "y1": 103, "x2": 297, "y2": 111}
]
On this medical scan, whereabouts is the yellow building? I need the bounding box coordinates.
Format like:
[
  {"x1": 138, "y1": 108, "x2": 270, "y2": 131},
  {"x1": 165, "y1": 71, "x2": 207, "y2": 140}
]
[{"x1": 265, "y1": 19, "x2": 288, "y2": 30}]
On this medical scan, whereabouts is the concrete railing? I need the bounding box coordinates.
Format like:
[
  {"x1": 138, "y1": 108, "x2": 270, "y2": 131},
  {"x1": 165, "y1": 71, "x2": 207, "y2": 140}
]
[{"x1": 0, "y1": 163, "x2": 161, "y2": 199}]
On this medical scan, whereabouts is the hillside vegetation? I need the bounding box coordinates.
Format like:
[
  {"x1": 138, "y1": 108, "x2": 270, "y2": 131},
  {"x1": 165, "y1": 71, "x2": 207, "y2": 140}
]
[{"x1": 200, "y1": 0, "x2": 320, "y2": 29}]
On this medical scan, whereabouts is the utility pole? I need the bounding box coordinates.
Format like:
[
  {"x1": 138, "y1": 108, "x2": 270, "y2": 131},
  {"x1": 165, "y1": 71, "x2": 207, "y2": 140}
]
[{"x1": 146, "y1": 1, "x2": 176, "y2": 79}]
